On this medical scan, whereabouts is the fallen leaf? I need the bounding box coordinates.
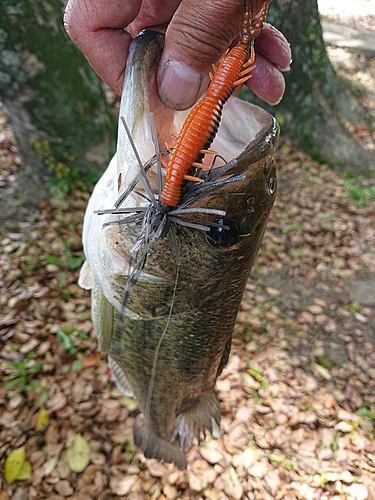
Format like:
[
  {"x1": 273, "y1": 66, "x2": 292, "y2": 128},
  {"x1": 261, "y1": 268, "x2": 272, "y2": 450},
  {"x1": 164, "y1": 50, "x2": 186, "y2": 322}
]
[
  {"x1": 335, "y1": 421, "x2": 354, "y2": 433},
  {"x1": 110, "y1": 475, "x2": 137, "y2": 496},
  {"x1": 15, "y1": 460, "x2": 32, "y2": 481},
  {"x1": 83, "y1": 354, "x2": 101, "y2": 367},
  {"x1": 43, "y1": 454, "x2": 60, "y2": 476},
  {"x1": 200, "y1": 447, "x2": 223, "y2": 464},
  {"x1": 241, "y1": 448, "x2": 259, "y2": 469},
  {"x1": 4, "y1": 446, "x2": 26, "y2": 484},
  {"x1": 296, "y1": 452, "x2": 319, "y2": 475},
  {"x1": 122, "y1": 396, "x2": 138, "y2": 412},
  {"x1": 314, "y1": 363, "x2": 331, "y2": 380},
  {"x1": 345, "y1": 483, "x2": 369, "y2": 500},
  {"x1": 67, "y1": 434, "x2": 91, "y2": 473},
  {"x1": 36, "y1": 406, "x2": 50, "y2": 431}
]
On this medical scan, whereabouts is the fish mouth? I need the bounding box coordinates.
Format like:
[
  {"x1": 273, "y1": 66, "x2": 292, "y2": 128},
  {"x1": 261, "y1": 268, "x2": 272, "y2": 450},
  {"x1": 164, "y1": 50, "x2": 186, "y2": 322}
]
[{"x1": 116, "y1": 30, "x2": 278, "y2": 202}]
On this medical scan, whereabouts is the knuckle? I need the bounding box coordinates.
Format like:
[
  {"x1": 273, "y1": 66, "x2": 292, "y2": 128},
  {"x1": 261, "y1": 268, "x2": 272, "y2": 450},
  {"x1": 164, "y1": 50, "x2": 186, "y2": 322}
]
[{"x1": 170, "y1": 3, "x2": 243, "y2": 66}]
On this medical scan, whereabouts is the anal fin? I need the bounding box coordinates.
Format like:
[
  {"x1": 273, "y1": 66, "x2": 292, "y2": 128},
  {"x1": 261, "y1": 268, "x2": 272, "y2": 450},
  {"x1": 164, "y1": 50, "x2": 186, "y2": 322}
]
[
  {"x1": 133, "y1": 391, "x2": 221, "y2": 470},
  {"x1": 174, "y1": 390, "x2": 221, "y2": 448}
]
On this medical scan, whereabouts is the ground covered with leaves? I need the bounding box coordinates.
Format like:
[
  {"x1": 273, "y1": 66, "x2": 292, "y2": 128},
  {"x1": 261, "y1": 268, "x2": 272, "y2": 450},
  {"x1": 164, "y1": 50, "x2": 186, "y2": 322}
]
[
  {"x1": 1, "y1": 12, "x2": 375, "y2": 500},
  {"x1": 1, "y1": 129, "x2": 375, "y2": 500}
]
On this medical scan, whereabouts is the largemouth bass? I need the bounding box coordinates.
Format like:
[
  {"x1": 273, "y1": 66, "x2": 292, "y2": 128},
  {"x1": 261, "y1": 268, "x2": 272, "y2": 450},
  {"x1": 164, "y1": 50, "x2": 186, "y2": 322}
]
[{"x1": 79, "y1": 30, "x2": 279, "y2": 470}]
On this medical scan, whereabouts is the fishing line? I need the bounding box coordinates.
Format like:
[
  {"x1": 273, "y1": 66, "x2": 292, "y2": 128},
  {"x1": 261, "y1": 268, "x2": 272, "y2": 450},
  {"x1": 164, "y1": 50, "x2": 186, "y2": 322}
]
[
  {"x1": 140, "y1": 263, "x2": 181, "y2": 454},
  {"x1": 149, "y1": 112, "x2": 163, "y2": 199}
]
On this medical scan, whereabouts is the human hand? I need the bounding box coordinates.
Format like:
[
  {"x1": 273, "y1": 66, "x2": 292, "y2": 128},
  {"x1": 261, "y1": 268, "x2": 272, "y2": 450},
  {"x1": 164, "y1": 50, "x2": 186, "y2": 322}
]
[{"x1": 64, "y1": 0, "x2": 291, "y2": 110}]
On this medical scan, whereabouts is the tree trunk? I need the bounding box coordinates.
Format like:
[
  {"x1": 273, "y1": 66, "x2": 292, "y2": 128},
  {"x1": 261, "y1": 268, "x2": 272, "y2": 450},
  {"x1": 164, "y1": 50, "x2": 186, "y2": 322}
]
[
  {"x1": 242, "y1": 0, "x2": 375, "y2": 175},
  {"x1": 0, "y1": 0, "x2": 117, "y2": 204}
]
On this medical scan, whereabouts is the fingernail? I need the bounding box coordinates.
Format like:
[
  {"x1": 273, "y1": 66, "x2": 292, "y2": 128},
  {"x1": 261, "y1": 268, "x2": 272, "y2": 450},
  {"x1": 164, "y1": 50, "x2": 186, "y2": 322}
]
[
  {"x1": 265, "y1": 95, "x2": 283, "y2": 106},
  {"x1": 158, "y1": 60, "x2": 202, "y2": 110},
  {"x1": 278, "y1": 59, "x2": 292, "y2": 72}
]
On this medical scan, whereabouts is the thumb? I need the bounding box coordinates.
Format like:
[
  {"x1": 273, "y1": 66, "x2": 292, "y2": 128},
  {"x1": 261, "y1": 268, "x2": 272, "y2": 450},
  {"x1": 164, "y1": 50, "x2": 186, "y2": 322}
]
[{"x1": 157, "y1": 0, "x2": 251, "y2": 110}]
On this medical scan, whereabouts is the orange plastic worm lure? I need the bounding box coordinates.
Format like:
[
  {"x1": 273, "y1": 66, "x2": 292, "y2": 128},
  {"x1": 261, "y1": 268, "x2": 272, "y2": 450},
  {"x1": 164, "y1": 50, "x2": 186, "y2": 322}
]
[{"x1": 160, "y1": 1, "x2": 269, "y2": 207}]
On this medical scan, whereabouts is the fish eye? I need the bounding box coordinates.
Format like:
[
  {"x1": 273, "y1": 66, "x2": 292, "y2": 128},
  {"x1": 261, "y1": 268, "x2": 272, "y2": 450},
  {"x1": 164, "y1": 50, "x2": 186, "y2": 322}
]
[{"x1": 206, "y1": 218, "x2": 240, "y2": 248}]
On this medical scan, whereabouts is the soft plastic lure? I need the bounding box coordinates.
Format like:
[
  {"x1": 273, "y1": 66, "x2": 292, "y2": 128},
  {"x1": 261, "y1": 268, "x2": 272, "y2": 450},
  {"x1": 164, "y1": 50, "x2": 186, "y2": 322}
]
[{"x1": 161, "y1": 1, "x2": 269, "y2": 207}]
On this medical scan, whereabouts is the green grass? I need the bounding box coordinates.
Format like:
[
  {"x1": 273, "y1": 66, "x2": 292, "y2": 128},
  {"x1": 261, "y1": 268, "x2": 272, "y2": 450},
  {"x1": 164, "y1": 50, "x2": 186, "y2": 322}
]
[
  {"x1": 4, "y1": 352, "x2": 43, "y2": 393},
  {"x1": 56, "y1": 328, "x2": 90, "y2": 356},
  {"x1": 341, "y1": 173, "x2": 375, "y2": 208},
  {"x1": 45, "y1": 242, "x2": 85, "y2": 271}
]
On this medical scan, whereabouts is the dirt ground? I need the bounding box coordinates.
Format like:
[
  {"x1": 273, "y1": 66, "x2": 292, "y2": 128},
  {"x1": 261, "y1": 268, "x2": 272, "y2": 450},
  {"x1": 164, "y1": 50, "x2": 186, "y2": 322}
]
[{"x1": 1, "y1": 3, "x2": 375, "y2": 500}]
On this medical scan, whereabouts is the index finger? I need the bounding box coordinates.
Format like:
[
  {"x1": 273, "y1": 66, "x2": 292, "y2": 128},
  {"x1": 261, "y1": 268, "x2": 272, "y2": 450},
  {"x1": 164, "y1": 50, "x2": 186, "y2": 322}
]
[{"x1": 64, "y1": 0, "x2": 141, "y2": 95}]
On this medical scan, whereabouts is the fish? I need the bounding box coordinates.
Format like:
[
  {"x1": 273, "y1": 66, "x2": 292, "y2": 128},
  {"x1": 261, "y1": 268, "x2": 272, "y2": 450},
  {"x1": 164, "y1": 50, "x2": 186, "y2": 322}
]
[{"x1": 79, "y1": 30, "x2": 279, "y2": 470}]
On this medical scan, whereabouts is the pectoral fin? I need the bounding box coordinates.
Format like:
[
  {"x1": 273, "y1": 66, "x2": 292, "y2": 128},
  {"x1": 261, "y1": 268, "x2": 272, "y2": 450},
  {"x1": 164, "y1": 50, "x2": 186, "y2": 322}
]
[
  {"x1": 78, "y1": 260, "x2": 94, "y2": 290},
  {"x1": 108, "y1": 356, "x2": 134, "y2": 397},
  {"x1": 91, "y1": 280, "x2": 114, "y2": 354}
]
